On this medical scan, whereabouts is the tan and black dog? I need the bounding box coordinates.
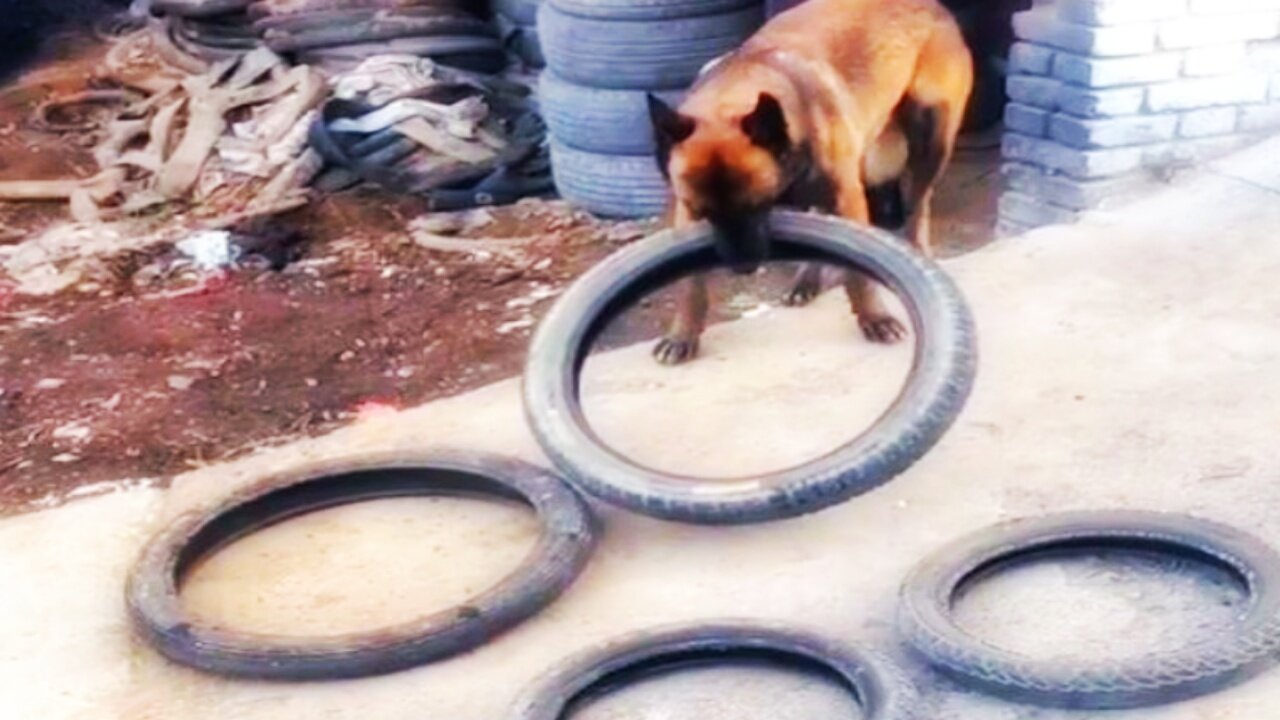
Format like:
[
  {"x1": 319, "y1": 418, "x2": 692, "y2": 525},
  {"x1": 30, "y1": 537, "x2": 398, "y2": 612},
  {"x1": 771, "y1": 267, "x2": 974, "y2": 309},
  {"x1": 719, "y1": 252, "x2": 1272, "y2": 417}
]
[{"x1": 647, "y1": 0, "x2": 973, "y2": 364}]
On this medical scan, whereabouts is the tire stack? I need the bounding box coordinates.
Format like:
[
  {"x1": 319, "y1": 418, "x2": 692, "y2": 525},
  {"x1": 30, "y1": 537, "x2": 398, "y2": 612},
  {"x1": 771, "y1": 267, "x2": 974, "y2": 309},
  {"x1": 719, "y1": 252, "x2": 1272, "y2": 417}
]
[
  {"x1": 494, "y1": 0, "x2": 546, "y2": 71},
  {"x1": 537, "y1": 0, "x2": 764, "y2": 218}
]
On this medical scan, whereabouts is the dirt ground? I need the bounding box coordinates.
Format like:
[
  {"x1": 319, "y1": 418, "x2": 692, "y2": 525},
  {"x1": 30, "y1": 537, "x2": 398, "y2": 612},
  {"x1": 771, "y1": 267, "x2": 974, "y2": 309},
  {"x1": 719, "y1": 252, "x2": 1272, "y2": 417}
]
[{"x1": 0, "y1": 27, "x2": 1001, "y2": 516}]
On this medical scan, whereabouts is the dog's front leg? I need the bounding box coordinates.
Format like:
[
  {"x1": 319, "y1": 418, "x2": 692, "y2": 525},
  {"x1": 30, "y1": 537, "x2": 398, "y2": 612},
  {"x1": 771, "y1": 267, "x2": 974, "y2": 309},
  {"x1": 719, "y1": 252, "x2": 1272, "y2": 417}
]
[
  {"x1": 653, "y1": 274, "x2": 709, "y2": 365},
  {"x1": 654, "y1": 202, "x2": 710, "y2": 365},
  {"x1": 836, "y1": 180, "x2": 907, "y2": 343}
]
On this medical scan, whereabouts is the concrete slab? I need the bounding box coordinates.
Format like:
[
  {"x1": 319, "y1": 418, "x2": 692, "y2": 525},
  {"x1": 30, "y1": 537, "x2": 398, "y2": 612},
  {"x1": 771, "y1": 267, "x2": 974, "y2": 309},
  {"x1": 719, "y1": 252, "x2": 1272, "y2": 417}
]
[{"x1": 4, "y1": 136, "x2": 1280, "y2": 720}]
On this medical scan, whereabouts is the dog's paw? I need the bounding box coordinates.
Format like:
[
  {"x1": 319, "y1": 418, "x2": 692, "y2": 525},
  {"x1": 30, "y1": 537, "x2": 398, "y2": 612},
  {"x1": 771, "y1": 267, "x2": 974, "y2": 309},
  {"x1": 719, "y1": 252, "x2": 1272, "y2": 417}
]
[
  {"x1": 782, "y1": 281, "x2": 820, "y2": 307},
  {"x1": 653, "y1": 336, "x2": 698, "y2": 365},
  {"x1": 859, "y1": 314, "x2": 907, "y2": 344}
]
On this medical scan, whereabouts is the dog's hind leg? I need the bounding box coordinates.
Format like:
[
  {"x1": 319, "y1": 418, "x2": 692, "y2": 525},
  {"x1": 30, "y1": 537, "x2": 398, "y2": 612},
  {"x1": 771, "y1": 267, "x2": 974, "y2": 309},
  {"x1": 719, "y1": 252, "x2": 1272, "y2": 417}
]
[{"x1": 899, "y1": 28, "x2": 974, "y2": 257}]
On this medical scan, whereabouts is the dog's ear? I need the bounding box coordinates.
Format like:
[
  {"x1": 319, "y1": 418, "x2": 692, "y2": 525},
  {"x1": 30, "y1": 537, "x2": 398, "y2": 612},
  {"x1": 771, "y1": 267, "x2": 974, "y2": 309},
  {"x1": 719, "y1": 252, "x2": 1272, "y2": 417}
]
[
  {"x1": 648, "y1": 93, "x2": 696, "y2": 147},
  {"x1": 741, "y1": 92, "x2": 789, "y2": 155}
]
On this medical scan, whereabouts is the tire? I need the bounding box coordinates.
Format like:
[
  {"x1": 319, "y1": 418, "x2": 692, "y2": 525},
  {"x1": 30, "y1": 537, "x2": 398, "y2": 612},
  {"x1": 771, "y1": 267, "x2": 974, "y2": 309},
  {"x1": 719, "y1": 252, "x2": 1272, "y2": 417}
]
[
  {"x1": 496, "y1": 0, "x2": 542, "y2": 24},
  {"x1": 126, "y1": 450, "x2": 599, "y2": 680},
  {"x1": 538, "y1": 2, "x2": 763, "y2": 90},
  {"x1": 522, "y1": 210, "x2": 977, "y2": 524},
  {"x1": 496, "y1": 14, "x2": 546, "y2": 69},
  {"x1": 898, "y1": 511, "x2": 1280, "y2": 709},
  {"x1": 154, "y1": 0, "x2": 252, "y2": 18},
  {"x1": 539, "y1": 71, "x2": 682, "y2": 154},
  {"x1": 514, "y1": 622, "x2": 918, "y2": 720},
  {"x1": 549, "y1": 142, "x2": 668, "y2": 218},
  {"x1": 513, "y1": 23, "x2": 544, "y2": 68},
  {"x1": 262, "y1": 15, "x2": 496, "y2": 52},
  {"x1": 296, "y1": 36, "x2": 507, "y2": 74},
  {"x1": 547, "y1": 0, "x2": 759, "y2": 21}
]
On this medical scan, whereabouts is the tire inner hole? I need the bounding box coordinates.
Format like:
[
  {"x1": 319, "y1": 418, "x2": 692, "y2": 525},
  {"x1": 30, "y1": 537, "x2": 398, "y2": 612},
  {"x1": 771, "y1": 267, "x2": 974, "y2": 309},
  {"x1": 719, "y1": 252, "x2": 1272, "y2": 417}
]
[
  {"x1": 950, "y1": 537, "x2": 1250, "y2": 662},
  {"x1": 176, "y1": 468, "x2": 541, "y2": 637},
  {"x1": 565, "y1": 648, "x2": 867, "y2": 720},
  {"x1": 579, "y1": 260, "x2": 913, "y2": 480}
]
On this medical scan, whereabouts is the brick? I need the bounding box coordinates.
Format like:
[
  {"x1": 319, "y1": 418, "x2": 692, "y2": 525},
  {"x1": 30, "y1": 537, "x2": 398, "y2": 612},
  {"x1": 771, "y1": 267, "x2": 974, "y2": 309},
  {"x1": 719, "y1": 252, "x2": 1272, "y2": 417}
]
[
  {"x1": 1052, "y1": 51, "x2": 1182, "y2": 87},
  {"x1": 1014, "y1": 8, "x2": 1156, "y2": 57},
  {"x1": 1002, "y1": 162, "x2": 1152, "y2": 210},
  {"x1": 1004, "y1": 103, "x2": 1050, "y2": 136},
  {"x1": 1002, "y1": 132, "x2": 1145, "y2": 178},
  {"x1": 1189, "y1": 43, "x2": 1252, "y2": 75},
  {"x1": 1051, "y1": 114, "x2": 1178, "y2": 148},
  {"x1": 1060, "y1": 0, "x2": 1188, "y2": 25},
  {"x1": 1060, "y1": 85, "x2": 1147, "y2": 117},
  {"x1": 1009, "y1": 42, "x2": 1055, "y2": 76},
  {"x1": 1145, "y1": 75, "x2": 1269, "y2": 110},
  {"x1": 1179, "y1": 107, "x2": 1239, "y2": 136},
  {"x1": 1249, "y1": 40, "x2": 1280, "y2": 72},
  {"x1": 1183, "y1": 44, "x2": 1248, "y2": 76},
  {"x1": 998, "y1": 191, "x2": 1081, "y2": 229},
  {"x1": 1189, "y1": 0, "x2": 1280, "y2": 14},
  {"x1": 1158, "y1": 13, "x2": 1280, "y2": 49},
  {"x1": 1239, "y1": 103, "x2": 1280, "y2": 129},
  {"x1": 1143, "y1": 135, "x2": 1255, "y2": 170},
  {"x1": 1008, "y1": 76, "x2": 1151, "y2": 118},
  {"x1": 1007, "y1": 75, "x2": 1064, "y2": 109}
]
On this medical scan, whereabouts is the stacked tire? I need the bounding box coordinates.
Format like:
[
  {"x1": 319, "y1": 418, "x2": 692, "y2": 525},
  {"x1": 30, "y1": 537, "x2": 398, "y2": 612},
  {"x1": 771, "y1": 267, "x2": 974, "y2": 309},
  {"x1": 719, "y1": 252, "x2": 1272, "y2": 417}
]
[
  {"x1": 537, "y1": 0, "x2": 764, "y2": 218},
  {"x1": 494, "y1": 0, "x2": 546, "y2": 70}
]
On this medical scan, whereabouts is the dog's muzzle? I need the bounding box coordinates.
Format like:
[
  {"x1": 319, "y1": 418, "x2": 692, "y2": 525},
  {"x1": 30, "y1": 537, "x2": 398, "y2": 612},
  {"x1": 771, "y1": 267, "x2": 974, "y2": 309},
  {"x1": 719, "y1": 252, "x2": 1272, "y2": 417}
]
[{"x1": 711, "y1": 214, "x2": 771, "y2": 275}]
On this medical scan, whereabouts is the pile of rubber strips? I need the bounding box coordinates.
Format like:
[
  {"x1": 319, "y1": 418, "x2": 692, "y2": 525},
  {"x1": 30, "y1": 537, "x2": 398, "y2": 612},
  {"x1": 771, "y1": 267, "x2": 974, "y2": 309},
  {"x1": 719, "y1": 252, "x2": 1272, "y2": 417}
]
[{"x1": 144, "y1": 0, "x2": 551, "y2": 210}]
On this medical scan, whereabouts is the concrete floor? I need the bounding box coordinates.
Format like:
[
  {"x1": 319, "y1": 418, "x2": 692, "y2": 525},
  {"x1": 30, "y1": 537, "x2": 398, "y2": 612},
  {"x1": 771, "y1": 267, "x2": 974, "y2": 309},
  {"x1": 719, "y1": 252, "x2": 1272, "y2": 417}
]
[{"x1": 4, "y1": 136, "x2": 1280, "y2": 720}]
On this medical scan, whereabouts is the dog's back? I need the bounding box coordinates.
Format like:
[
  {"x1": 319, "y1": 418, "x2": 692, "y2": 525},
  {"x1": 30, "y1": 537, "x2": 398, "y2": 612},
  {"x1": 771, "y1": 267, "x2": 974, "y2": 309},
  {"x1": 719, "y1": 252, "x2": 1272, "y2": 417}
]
[{"x1": 682, "y1": 0, "x2": 969, "y2": 154}]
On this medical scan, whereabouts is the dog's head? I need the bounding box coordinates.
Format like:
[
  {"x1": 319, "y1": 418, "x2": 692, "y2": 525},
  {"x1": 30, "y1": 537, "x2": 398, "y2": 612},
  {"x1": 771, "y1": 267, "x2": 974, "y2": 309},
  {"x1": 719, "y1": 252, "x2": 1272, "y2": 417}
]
[{"x1": 648, "y1": 92, "x2": 799, "y2": 274}]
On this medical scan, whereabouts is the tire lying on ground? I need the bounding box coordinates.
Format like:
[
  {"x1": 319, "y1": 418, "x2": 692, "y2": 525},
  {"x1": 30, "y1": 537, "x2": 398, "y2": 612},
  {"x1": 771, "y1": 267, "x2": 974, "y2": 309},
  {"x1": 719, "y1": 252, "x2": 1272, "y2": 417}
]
[
  {"x1": 538, "y1": 2, "x2": 763, "y2": 89},
  {"x1": 898, "y1": 511, "x2": 1280, "y2": 710},
  {"x1": 126, "y1": 450, "x2": 599, "y2": 680},
  {"x1": 514, "y1": 622, "x2": 918, "y2": 720},
  {"x1": 539, "y1": 71, "x2": 682, "y2": 155},
  {"x1": 549, "y1": 141, "x2": 668, "y2": 218},
  {"x1": 547, "y1": 0, "x2": 760, "y2": 21},
  {"x1": 522, "y1": 210, "x2": 977, "y2": 524}
]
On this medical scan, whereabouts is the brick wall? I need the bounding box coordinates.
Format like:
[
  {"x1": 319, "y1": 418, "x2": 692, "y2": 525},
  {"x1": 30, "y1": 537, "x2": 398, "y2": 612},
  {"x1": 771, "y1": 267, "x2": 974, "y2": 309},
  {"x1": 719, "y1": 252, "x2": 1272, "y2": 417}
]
[{"x1": 998, "y1": 0, "x2": 1280, "y2": 235}]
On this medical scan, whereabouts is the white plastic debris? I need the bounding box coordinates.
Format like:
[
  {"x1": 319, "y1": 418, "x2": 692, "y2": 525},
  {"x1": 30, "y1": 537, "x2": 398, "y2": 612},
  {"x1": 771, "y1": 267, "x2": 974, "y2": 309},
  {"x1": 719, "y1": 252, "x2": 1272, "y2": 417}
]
[
  {"x1": 167, "y1": 375, "x2": 195, "y2": 391},
  {"x1": 51, "y1": 422, "x2": 92, "y2": 443},
  {"x1": 176, "y1": 230, "x2": 240, "y2": 270},
  {"x1": 332, "y1": 55, "x2": 443, "y2": 107}
]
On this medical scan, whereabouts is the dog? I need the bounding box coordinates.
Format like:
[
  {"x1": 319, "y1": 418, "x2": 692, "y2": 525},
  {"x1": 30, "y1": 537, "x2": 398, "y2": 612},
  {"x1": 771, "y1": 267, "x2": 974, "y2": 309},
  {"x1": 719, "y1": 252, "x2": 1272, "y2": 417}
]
[{"x1": 646, "y1": 0, "x2": 973, "y2": 364}]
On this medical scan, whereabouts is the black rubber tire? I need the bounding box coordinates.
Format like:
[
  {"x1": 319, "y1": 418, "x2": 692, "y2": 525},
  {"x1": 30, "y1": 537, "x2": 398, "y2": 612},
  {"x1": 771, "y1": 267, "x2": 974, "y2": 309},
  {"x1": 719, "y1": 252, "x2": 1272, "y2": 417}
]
[
  {"x1": 154, "y1": 0, "x2": 253, "y2": 19},
  {"x1": 898, "y1": 511, "x2": 1280, "y2": 710},
  {"x1": 538, "y1": 2, "x2": 763, "y2": 90},
  {"x1": 515, "y1": 622, "x2": 918, "y2": 720},
  {"x1": 547, "y1": 0, "x2": 760, "y2": 21},
  {"x1": 251, "y1": 5, "x2": 462, "y2": 33},
  {"x1": 496, "y1": 0, "x2": 542, "y2": 24},
  {"x1": 549, "y1": 142, "x2": 668, "y2": 219},
  {"x1": 522, "y1": 210, "x2": 977, "y2": 524},
  {"x1": 126, "y1": 450, "x2": 599, "y2": 680},
  {"x1": 263, "y1": 15, "x2": 495, "y2": 52},
  {"x1": 539, "y1": 71, "x2": 682, "y2": 155},
  {"x1": 296, "y1": 36, "x2": 508, "y2": 74}
]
